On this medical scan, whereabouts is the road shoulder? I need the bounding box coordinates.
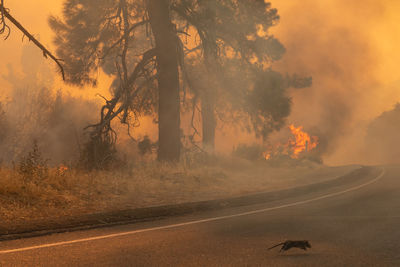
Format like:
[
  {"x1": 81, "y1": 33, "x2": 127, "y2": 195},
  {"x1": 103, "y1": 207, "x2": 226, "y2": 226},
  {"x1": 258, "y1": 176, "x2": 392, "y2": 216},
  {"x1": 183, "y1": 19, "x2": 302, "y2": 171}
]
[{"x1": 0, "y1": 165, "x2": 380, "y2": 241}]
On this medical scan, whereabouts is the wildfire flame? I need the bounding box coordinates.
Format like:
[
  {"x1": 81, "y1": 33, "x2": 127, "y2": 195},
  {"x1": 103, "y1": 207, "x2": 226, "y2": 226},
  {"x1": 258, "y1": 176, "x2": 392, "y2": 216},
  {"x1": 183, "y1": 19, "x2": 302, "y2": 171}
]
[
  {"x1": 264, "y1": 124, "x2": 318, "y2": 160},
  {"x1": 288, "y1": 124, "x2": 318, "y2": 158}
]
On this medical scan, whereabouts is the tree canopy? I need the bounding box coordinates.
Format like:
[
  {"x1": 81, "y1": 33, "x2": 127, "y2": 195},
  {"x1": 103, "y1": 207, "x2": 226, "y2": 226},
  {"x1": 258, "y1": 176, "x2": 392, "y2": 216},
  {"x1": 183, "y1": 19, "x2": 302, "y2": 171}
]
[{"x1": 49, "y1": 0, "x2": 311, "y2": 164}]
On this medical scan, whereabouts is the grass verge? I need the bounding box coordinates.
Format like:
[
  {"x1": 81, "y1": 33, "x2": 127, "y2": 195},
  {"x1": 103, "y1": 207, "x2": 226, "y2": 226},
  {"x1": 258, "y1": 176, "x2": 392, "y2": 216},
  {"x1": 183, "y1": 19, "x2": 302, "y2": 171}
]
[{"x1": 0, "y1": 157, "x2": 357, "y2": 228}]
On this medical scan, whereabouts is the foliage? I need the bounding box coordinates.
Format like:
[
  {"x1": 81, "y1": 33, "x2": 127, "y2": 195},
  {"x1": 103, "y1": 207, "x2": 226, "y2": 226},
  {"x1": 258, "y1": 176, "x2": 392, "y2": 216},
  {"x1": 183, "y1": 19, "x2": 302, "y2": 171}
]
[
  {"x1": 232, "y1": 143, "x2": 265, "y2": 161},
  {"x1": 18, "y1": 140, "x2": 48, "y2": 182},
  {"x1": 50, "y1": 0, "x2": 311, "y2": 162},
  {"x1": 50, "y1": 0, "x2": 159, "y2": 165},
  {"x1": 172, "y1": 0, "x2": 285, "y2": 65},
  {"x1": 246, "y1": 70, "x2": 292, "y2": 139},
  {"x1": 79, "y1": 133, "x2": 119, "y2": 170},
  {"x1": 137, "y1": 135, "x2": 153, "y2": 155},
  {"x1": 172, "y1": 0, "x2": 311, "y2": 141}
]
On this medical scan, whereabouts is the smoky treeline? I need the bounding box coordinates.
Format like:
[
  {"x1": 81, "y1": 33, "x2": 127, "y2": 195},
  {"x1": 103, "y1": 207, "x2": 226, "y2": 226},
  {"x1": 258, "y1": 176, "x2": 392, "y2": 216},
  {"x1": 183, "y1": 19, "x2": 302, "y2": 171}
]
[
  {"x1": 364, "y1": 103, "x2": 400, "y2": 164},
  {"x1": 42, "y1": 0, "x2": 312, "y2": 168},
  {"x1": 1, "y1": 0, "x2": 397, "y2": 169},
  {"x1": 1, "y1": 0, "x2": 311, "y2": 169},
  {"x1": 0, "y1": 0, "x2": 309, "y2": 169}
]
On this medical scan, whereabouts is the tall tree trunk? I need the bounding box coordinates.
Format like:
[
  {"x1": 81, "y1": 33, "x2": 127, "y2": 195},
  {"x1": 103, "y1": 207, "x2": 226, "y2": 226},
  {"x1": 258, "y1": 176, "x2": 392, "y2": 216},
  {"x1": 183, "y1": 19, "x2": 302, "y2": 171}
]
[
  {"x1": 201, "y1": 0, "x2": 217, "y2": 152},
  {"x1": 148, "y1": 0, "x2": 181, "y2": 161},
  {"x1": 201, "y1": 88, "x2": 216, "y2": 152}
]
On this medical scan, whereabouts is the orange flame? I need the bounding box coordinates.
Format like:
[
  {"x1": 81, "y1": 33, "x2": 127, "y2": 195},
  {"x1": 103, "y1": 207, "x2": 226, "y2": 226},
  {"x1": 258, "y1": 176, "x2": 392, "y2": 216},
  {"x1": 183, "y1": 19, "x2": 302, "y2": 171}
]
[
  {"x1": 264, "y1": 124, "x2": 318, "y2": 160},
  {"x1": 56, "y1": 164, "x2": 69, "y2": 176},
  {"x1": 263, "y1": 152, "x2": 271, "y2": 160},
  {"x1": 288, "y1": 124, "x2": 318, "y2": 158}
]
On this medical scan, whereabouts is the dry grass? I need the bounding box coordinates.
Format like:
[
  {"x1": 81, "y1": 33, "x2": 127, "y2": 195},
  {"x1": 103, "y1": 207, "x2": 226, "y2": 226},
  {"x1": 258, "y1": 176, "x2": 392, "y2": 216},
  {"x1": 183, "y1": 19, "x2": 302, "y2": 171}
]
[{"x1": 0, "y1": 157, "x2": 357, "y2": 225}]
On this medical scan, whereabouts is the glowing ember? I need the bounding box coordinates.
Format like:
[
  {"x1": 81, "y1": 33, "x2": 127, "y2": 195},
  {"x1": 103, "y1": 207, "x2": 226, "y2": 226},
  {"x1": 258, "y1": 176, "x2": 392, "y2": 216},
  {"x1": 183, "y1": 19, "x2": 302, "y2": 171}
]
[
  {"x1": 264, "y1": 152, "x2": 271, "y2": 160},
  {"x1": 264, "y1": 124, "x2": 318, "y2": 160},
  {"x1": 57, "y1": 164, "x2": 69, "y2": 176}
]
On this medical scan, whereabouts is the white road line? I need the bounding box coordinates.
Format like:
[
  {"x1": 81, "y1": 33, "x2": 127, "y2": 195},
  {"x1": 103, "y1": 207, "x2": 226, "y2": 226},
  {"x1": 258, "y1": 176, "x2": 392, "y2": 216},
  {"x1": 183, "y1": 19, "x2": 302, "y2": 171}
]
[{"x1": 0, "y1": 168, "x2": 385, "y2": 254}]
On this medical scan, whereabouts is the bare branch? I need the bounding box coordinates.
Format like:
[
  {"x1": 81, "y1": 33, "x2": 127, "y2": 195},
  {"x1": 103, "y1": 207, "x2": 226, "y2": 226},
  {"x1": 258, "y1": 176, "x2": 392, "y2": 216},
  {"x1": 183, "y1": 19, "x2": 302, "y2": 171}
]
[
  {"x1": 126, "y1": 48, "x2": 156, "y2": 87},
  {"x1": 85, "y1": 48, "x2": 156, "y2": 132},
  {"x1": 95, "y1": 93, "x2": 111, "y2": 103},
  {"x1": 0, "y1": 3, "x2": 65, "y2": 80},
  {"x1": 184, "y1": 44, "x2": 201, "y2": 55},
  {"x1": 120, "y1": 0, "x2": 130, "y2": 87},
  {"x1": 100, "y1": 19, "x2": 150, "y2": 59},
  {"x1": 0, "y1": 0, "x2": 10, "y2": 39}
]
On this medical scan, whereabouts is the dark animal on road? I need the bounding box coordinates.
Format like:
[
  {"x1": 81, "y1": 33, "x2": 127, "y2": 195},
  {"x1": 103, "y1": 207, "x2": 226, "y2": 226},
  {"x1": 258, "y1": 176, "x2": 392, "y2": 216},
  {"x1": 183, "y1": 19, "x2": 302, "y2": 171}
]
[{"x1": 268, "y1": 240, "x2": 311, "y2": 252}]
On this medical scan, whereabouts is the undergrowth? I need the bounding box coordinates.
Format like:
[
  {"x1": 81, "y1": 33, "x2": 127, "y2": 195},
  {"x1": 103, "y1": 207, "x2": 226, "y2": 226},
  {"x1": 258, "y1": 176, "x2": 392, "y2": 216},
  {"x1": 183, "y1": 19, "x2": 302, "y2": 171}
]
[
  {"x1": 17, "y1": 140, "x2": 49, "y2": 182},
  {"x1": 0, "y1": 153, "x2": 352, "y2": 226}
]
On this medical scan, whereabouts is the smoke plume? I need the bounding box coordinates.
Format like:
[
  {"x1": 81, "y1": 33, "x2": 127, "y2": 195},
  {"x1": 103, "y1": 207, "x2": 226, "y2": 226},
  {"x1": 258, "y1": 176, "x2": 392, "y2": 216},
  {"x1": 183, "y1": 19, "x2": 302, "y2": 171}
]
[{"x1": 270, "y1": 0, "x2": 396, "y2": 164}]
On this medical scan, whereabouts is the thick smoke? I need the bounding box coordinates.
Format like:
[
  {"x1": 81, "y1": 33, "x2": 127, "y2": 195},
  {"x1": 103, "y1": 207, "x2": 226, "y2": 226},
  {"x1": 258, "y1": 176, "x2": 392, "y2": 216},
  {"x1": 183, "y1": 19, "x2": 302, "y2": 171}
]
[
  {"x1": 0, "y1": 43, "x2": 99, "y2": 165},
  {"x1": 364, "y1": 104, "x2": 400, "y2": 164},
  {"x1": 270, "y1": 0, "x2": 390, "y2": 164}
]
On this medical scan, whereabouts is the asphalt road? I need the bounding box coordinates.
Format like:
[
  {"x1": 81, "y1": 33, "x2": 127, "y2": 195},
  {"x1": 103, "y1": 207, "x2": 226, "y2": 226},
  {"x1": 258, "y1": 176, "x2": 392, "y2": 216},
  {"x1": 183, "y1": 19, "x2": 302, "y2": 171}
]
[{"x1": 0, "y1": 165, "x2": 399, "y2": 266}]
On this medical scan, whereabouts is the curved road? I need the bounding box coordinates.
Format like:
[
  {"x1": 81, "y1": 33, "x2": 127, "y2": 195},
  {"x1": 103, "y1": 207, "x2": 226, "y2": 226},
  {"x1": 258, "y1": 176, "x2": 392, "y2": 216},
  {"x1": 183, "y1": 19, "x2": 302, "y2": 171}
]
[{"x1": 1, "y1": 165, "x2": 399, "y2": 266}]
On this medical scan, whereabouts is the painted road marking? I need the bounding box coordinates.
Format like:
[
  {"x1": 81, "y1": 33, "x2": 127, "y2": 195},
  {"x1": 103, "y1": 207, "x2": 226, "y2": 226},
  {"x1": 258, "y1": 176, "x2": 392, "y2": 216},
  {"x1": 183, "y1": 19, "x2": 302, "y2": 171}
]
[{"x1": 0, "y1": 168, "x2": 385, "y2": 254}]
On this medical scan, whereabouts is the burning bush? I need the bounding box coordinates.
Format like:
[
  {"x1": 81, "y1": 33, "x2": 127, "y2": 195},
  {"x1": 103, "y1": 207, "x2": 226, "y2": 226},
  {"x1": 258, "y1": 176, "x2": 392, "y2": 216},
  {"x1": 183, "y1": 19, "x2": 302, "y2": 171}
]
[
  {"x1": 264, "y1": 124, "x2": 319, "y2": 160},
  {"x1": 231, "y1": 124, "x2": 322, "y2": 164}
]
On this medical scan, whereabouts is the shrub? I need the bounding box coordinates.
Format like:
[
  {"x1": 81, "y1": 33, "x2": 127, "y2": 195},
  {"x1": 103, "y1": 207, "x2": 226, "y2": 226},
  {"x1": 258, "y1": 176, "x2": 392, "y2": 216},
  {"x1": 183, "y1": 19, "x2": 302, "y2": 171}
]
[
  {"x1": 18, "y1": 140, "x2": 48, "y2": 182},
  {"x1": 232, "y1": 144, "x2": 265, "y2": 161}
]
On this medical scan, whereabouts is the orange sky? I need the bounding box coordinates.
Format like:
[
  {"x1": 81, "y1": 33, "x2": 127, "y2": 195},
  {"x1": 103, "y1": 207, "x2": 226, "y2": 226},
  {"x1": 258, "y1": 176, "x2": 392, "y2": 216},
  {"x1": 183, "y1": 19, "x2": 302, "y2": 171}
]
[
  {"x1": 273, "y1": 0, "x2": 400, "y2": 114},
  {"x1": 1, "y1": 0, "x2": 400, "y2": 164},
  {"x1": 0, "y1": 0, "x2": 112, "y2": 99},
  {"x1": 0, "y1": 1, "x2": 59, "y2": 73}
]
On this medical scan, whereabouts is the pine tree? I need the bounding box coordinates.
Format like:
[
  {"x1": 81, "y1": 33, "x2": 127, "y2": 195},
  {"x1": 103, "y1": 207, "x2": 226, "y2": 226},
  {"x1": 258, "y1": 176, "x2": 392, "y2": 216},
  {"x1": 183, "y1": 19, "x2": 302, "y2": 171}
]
[{"x1": 49, "y1": 0, "x2": 310, "y2": 164}]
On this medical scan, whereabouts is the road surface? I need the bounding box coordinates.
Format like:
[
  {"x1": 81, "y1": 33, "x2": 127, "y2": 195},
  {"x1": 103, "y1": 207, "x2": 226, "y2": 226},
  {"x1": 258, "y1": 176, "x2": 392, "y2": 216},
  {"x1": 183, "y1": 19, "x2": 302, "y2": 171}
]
[{"x1": 0, "y1": 165, "x2": 399, "y2": 266}]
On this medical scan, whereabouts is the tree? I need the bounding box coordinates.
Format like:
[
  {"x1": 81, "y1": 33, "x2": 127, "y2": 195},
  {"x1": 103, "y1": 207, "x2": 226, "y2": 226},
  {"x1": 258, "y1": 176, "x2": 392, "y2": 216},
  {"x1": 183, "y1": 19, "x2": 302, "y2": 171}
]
[
  {"x1": 247, "y1": 70, "x2": 310, "y2": 139},
  {"x1": 50, "y1": 0, "x2": 310, "y2": 166},
  {"x1": 50, "y1": 0, "x2": 183, "y2": 165},
  {"x1": 172, "y1": 0, "x2": 310, "y2": 148},
  {"x1": 148, "y1": 0, "x2": 181, "y2": 161}
]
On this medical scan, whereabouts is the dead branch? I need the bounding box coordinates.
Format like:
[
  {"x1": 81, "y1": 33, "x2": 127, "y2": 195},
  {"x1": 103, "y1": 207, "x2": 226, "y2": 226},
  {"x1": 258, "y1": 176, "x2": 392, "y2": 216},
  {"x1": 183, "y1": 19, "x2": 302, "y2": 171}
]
[
  {"x1": 126, "y1": 48, "x2": 156, "y2": 87},
  {"x1": 0, "y1": 3, "x2": 65, "y2": 80},
  {"x1": 81, "y1": 1, "x2": 156, "y2": 167},
  {"x1": 100, "y1": 20, "x2": 149, "y2": 60},
  {"x1": 120, "y1": 0, "x2": 130, "y2": 87},
  {"x1": 85, "y1": 48, "x2": 157, "y2": 132},
  {"x1": 0, "y1": 0, "x2": 10, "y2": 39}
]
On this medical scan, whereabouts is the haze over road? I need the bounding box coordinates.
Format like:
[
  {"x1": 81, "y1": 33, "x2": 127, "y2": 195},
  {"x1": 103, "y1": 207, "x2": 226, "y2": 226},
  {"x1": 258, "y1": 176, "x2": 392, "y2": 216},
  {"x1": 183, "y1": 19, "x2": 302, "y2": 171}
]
[{"x1": 1, "y1": 166, "x2": 399, "y2": 266}]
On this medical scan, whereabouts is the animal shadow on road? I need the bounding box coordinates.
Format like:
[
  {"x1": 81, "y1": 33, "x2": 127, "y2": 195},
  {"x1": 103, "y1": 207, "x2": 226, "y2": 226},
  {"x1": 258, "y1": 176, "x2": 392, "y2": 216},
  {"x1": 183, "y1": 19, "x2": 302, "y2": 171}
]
[{"x1": 276, "y1": 253, "x2": 315, "y2": 258}]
